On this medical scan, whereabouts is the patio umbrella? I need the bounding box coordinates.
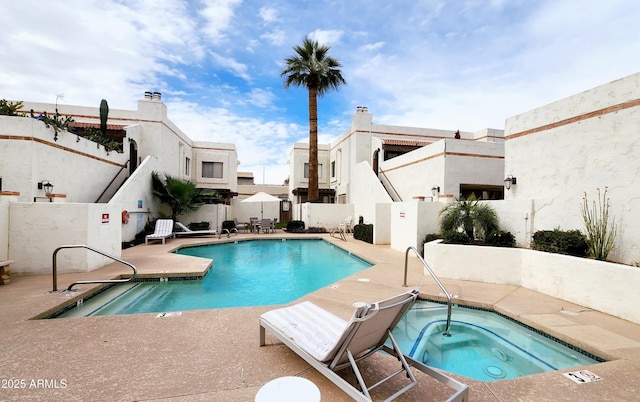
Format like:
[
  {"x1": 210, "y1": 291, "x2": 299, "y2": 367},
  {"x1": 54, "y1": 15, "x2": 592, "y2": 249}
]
[{"x1": 241, "y1": 191, "x2": 281, "y2": 219}]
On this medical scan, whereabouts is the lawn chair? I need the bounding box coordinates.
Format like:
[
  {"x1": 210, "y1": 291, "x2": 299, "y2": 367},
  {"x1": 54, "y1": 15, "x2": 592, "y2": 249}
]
[
  {"x1": 259, "y1": 289, "x2": 468, "y2": 401},
  {"x1": 173, "y1": 222, "x2": 217, "y2": 237},
  {"x1": 145, "y1": 219, "x2": 174, "y2": 244}
]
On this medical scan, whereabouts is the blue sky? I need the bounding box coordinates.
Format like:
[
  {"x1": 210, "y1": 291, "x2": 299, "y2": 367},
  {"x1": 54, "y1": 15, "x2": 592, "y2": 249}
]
[{"x1": 2, "y1": 0, "x2": 639, "y2": 184}]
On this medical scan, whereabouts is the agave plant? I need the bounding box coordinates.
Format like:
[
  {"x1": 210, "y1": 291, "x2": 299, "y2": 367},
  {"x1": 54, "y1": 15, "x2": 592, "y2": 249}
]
[{"x1": 439, "y1": 195, "x2": 499, "y2": 240}]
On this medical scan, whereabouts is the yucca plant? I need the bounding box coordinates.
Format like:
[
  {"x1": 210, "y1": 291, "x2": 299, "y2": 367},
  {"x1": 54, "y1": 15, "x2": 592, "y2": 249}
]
[{"x1": 580, "y1": 187, "x2": 617, "y2": 261}]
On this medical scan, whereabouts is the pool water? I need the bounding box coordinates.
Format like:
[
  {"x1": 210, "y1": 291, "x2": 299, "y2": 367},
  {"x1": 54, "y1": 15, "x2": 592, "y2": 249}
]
[
  {"x1": 56, "y1": 239, "x2": 371, "y2": 317},
  {"x1": 391, "y1": 301, "x2": 603, "y2": 382}
]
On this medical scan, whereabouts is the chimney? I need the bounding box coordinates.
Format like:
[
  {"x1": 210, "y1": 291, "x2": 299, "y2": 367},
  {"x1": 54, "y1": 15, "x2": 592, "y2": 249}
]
[
  {"x1": 152, "y1": 92, "x2": 162, "y2": 101},
  {"x1": 144, "y1": 91, "x2": 152, "y2": 100}
]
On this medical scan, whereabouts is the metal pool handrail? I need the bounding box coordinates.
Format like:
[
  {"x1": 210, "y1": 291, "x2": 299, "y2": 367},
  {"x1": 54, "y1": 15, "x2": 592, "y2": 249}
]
[
  {"x1": 403, "y1": 246, "x2": 452, "y2": 336},
  {"x1": 52, "y1": 244, "x2": 137, "y2": 292}
]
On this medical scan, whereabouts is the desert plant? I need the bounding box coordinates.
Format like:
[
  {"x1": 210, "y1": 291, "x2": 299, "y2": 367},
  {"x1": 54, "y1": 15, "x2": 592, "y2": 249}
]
[
  {"x1": 439, "y1": 196, "x2": 499, "y2": 240},
  {"x1": 99, "y1": 99, "x2": 109, "y2": 136},
  {"x1": 30, "y1": 108, "x2": 74, "y2": 141},
  {"x1": 581, "y1": 187, "x2": 617, "y2": 261},
  {"x1": 82, "y1": 127, "x2": 123, "y2": 152},
  {"x1": 0, "y1": 99, "x2": 23, "y2": 116}
]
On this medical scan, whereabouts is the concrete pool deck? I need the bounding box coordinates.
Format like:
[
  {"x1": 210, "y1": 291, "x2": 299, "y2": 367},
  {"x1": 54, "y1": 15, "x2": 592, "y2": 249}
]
[{"x1": 1, "y1": 233, "x2": 639, "y2": 401}]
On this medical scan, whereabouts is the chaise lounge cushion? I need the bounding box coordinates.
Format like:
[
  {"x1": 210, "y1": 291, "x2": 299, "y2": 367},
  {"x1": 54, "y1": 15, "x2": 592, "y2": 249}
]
[{"x1": 261, "y1": 301, "x2": 350, "y2": 362}]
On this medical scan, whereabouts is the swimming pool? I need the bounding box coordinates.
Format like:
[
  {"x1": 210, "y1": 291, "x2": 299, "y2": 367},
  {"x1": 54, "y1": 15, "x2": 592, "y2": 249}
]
[
  {"x1": 55, "y1": 239, "x2": 371, "y2": 317},
  {"x1": 391, "y1": 301, "x2": 604, "y2": 382}
]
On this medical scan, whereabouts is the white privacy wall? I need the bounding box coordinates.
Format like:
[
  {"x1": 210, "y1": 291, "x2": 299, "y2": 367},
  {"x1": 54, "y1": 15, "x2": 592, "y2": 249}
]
[
  {"x1": 505, "y1": 72, "x2": 640, "y2": 264},
  {"x1": 9, "y1": 202, "x2": 121, "y2": 275}
]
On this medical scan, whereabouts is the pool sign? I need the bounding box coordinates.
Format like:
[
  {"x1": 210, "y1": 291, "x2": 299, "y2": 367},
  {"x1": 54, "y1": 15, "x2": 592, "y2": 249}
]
[{"x1": 563, "y1": 370, "x2": 603, "y2": 384}]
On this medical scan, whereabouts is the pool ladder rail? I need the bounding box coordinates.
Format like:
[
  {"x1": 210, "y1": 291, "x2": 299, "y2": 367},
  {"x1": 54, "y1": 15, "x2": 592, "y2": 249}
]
[
  {"x1": 52, "y1": 244, "x2": 137, "y2": 292},
  {"x1": 403, "y1": 246, "x2": 452, "y2": 337}
]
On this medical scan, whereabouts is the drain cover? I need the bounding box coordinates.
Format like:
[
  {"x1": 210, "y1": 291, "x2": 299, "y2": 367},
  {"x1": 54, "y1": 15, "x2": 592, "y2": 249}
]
[{"x1": 483, "y1": 365, "x2": 506, "y2": 379}]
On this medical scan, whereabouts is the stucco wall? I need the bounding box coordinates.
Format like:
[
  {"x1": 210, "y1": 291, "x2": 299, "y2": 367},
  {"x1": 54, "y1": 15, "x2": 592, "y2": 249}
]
[
  {"x1": 110, "y1": 155, "x2": 160, "y2": 241},
  {"x1": 424, "y1": 241, "x2": 640, "y2": 324},
  {"x1": 390, "y1": 201, "x2": 441, "y2": 254},
  {"x1": 350, "y1": 161, "x2": 392, "y2": 224},
  {"x1": 0, "y1": 200, "x2": 9, "y2": 260},
  {"x1": 9, "y1": 202, "x2": 121, "y2": 275},
  {"x1": 299, "y1": 203, "x2": 354, "y2": 231},
  {"x1": 0, "y1": 116, "x2": 128, "y2": 203},
  {"x1": 505, "y1": 72, "x2": 640, "y2": 264}
]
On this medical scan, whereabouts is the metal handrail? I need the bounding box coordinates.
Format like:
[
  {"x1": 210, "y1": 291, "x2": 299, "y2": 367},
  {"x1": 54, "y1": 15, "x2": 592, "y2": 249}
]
[
  {"x1": 403, "y1": 246, "x2": 452, "y2": 336},
  {"x1": 52, "y1": 244, "x2": 137, "y2": 291},
  {"x1": 378, "y1": 168, "x2": 403, "y2": 202}
]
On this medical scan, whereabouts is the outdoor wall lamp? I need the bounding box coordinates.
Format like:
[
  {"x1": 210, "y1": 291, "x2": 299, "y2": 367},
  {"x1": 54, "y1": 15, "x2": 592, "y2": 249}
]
[
  {"x1": 431, "y1": 186, "x2": 440, "y2": 197},
  {"x1": 38, "y1": 180, "x2": 54, "y2": 195},
  {"x1": 504, "y1": 175, "x2": 517, "y2": 190}
]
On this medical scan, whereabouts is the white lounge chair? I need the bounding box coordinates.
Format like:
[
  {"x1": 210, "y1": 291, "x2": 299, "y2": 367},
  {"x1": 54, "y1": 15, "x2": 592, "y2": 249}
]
[
  {"x1": 145, "y1": 219, "x2": 174, "y2": 244},
  {"x1": 259, "y1": 289, "x2": 468, "y2": 401},
  {"x1": 173, "y1": 222, "x2": 217, "y2": 237}
]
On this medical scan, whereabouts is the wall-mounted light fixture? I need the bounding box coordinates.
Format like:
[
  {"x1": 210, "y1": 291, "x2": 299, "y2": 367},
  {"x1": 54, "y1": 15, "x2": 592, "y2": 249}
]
[
  {"x1": 38, "y1": 180, "x2": 54, "y2": 195},
  {"x1": 504, "y1": 175, "x2": 517, "y2": 190},
  {"x1": 431, "y1": 186, "x2": 440, "y2": 197}
]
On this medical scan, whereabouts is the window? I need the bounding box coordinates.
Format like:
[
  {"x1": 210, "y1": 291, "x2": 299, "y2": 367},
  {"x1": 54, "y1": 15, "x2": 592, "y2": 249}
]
[
  {"x1": 202, "y1": 161, "x2": 223, "y2": 178},
  {"x1": 331, "y1": 161, "x2": 336, "y2": 178},
  {"x1": 185, "y1": 157, "x2": 190, "y2": 176},
  {"x1": 303, "y1": 163, "x2": 323, "y2": 179}
]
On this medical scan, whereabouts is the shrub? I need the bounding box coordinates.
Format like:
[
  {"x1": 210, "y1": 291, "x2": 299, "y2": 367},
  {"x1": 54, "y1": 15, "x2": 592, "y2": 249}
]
[
  {"x1": 188, "y1": 221, "x2": 210, "y2": 231},
  {"x1": 286, "y1": 220, "x2": 305, "y2": 233},
  {"x1": 485, "y1": 230, "x2": 516, "y2": 247},
  {"x1": 532, "y1": 229, "x2": 588, "y2": 257},
  {"x1": 442, "y1": 230, "x2": 470, "y2": 244},
  {"x1": 423, "y1": 233, "x2": 441, "y2": 243},
  {"x1": 354, "y1": 224, "x2": 374, "y2": 244},
  {"x1": 307, "y1": 226, "x2": 327, "y2": 233}
]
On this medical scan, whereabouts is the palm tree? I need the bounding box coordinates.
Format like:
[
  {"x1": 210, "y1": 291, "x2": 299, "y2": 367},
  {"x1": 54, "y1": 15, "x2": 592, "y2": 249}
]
[
  {"x1": 439, "y1": 196, "x2": 499, "y2": 240},
  {"x1": 150, "y1": 171, "x2": 203, "y2": 221},
  {"x1": 281, "y1": 37, "x2": 346, "y2": 202}
]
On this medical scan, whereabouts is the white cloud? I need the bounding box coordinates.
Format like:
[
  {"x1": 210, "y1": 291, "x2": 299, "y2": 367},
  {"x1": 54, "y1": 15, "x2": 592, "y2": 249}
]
[
  {"x1": 199, "y1": 0, "x2": 242, "y2": 44},
  {"x1": 2, "y1": 0, "x2": 640, "y2": 186},
  {"x1": 308, "y1": 29, "x2": 344, "y2": 46},
  {"x1": 259, "y1": 7, "x2": 278, "y2": 24},
  {"x1": 261, "y1": 29, "x2": 287, "y2": 46},
  {"x1": 209, "y1": 52, "x2": 250, "y2": 81}
]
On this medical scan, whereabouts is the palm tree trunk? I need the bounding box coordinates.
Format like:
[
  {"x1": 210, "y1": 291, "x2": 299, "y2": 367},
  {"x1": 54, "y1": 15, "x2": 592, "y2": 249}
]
[{"x1": 308, "y1": 85, "x2": 319, "y2": 202}]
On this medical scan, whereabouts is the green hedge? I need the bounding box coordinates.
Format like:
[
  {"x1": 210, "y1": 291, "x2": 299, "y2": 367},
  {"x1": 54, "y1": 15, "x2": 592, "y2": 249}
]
[
  {"x1": 354, "y1": 224, "x2": 373, "y2": 243},
  {"x1": 532, "y1": 229, "x2": 588, "y2": 257},
  {"x1": 442, "y1": 230, "x2": 470, "y2": 244},
  {"x1": 286, "y1": 220, "x2": 306, "y2": 233},
  {"x1": 485, "y1": 230, "x2": 516, "y2": 247}
]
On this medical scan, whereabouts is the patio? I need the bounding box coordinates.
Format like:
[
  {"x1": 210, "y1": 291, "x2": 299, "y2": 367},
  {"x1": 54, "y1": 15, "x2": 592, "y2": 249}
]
[{"x1": 1, "y1": 233, "x2": 639, "y2": 401}]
